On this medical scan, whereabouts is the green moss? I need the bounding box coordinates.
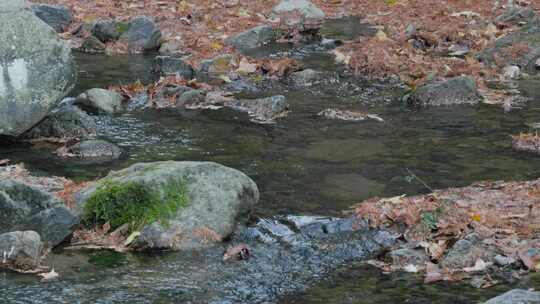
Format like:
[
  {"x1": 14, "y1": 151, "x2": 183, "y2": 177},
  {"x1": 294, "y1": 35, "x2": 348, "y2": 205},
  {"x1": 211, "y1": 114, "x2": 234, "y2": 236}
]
[
  {"x1": 115, "y1": 21, "x2": 130, "y2": 35},
  {"x1": 83, "y1": 179, "x2": 188, "y2": 232}
]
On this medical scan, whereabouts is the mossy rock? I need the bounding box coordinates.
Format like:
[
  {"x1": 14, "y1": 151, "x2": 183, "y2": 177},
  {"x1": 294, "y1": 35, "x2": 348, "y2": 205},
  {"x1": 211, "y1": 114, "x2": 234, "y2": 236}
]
[{"x1": 75, "y1": 161, "x2": 259, "y2": 250}]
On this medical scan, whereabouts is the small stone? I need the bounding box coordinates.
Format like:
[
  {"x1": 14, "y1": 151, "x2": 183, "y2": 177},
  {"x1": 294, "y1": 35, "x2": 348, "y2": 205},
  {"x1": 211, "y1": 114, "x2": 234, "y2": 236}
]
[
  {"x1": 154, "y1": 56, "x2": 195, "y2": 79},
  {"x1": 236, "y1": 58, "x2": 258, "y2": 74},
  {"x1": 57, "y1": 139, "x2": 122, "y2": 160},
  {"x1": 494, "y1": 255, "x2": 516, "y2": 267},
  {"x1": 405, "y1": 24, "x2": 417, "y2": 38},
  {"x1": 75, "y1": 88, "x2": 124, "y2": 114},
  {"x1": 388, "y1": 248, "x2": 428, "y2": 267},
  {"x1": 79, "y1": 35, "x2": 106, "y2": 54},
  {"x1": 225, "y1": 25, "x2": 275, "y2": 50},
  {"x1": 119, "y1": 16, "x2": 162, "y2": 54},
  {"x1": 272, "y1": 0, "x2": 325, "y2": 20},
  {"x1": 503, "y1": 65, "x2": 521, "y2": 79},
  {"x1": 0, "y1": 231, "x2": 43, "y2": 271},
  {"x1": 159, "y1": 41, "x2": 184, "y2": 56},
  {"x1": 91, "y1": 19, "x2": 126, "y2": 42}
]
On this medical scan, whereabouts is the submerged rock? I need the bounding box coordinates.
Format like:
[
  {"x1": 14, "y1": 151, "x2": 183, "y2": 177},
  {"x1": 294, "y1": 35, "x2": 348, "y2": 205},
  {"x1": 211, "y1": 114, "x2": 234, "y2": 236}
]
[
  {"x1": 485, "y1": 289, "x2": 540, "y2": 304},
  {"x1": 119, "y1": 16, "x2": 162, "y2": 53},
  {"x1": 31, "y1": 4, "x2": 72, "y2": 33},
  {"x1": 57, "y1": 139, "x2": 122, "y2": 160},
  {"x1": 0, "y1": 179, "x2": 79, "y2": 247},
  {"x1": 0, "y1": 0, "x2": 76, "y2": 137},
  {"x1": 75, "y1": 88, "x2": 124, "y2": 114},
  {"x1": 408, "y1": 76, "x2": 482, "y2": 106},
  {"x1": 318, "y1": 108, "x2": 384, "y2": 122},
  {"x1": 22, "y1": 103, "x2": 97, "y2": 140},
  {"x1": 225, "y1": 95, "x2": 289, "y2": 123},
  {"x1": 225, "y1": 25, "x2": 275, "y2": 50},
  {"x1": 0, "y1": 231, "x2": 43, "y2": 271},
  {"x1": 75, "y1": 161, "x2": 259, "y2": 250}
]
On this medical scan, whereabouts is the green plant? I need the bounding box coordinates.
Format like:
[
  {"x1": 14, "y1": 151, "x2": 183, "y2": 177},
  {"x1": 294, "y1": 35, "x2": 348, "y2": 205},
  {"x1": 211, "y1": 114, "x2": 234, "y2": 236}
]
[
  {"x1": 83, "y1": 180, "x2": 188, "y2": 232},
  {"x1": 421, "y1": 207, "x2": 443, "y2": 230}
]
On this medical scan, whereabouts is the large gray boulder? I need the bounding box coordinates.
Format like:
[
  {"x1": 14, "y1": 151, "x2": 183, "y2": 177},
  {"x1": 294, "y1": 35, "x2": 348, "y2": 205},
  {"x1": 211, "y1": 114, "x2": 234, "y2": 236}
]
[
  {"x1": 485, "y1": 289, "x2": 540, "y2": 304},
  {"x1": 0, "y1": 0, "x2": 76, "y2": 137},
  {"x1": 408, "y1": 76, "x2": 482, "y2": 106},
  {"x1": 0, "y1": 231, "x2": 43, "y2": 271},
  {"x1": 154, "y1": 56, "x2": 195, "y2": 79},
  {"x1": 75, "y1": 161, "x2": 259, "y2": 250},
  {"x1": 0, "y1": 179, "x2": 79, "y2": 247}
]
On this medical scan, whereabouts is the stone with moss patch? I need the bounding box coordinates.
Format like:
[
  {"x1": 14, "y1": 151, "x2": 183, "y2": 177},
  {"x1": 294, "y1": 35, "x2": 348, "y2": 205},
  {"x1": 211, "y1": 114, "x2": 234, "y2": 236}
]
[{"x1": 75, "y1": 161, "x2": 259, "y2": 250}]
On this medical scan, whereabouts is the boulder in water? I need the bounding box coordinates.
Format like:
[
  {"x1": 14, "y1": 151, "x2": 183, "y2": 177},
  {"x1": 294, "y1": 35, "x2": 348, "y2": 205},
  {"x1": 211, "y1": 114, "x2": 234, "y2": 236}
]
[
  {"x1": 0, "y1": 231, "x2": 43, "y2": 271},
  {"x1": 31, "y1": 4, "x2": 73, "y2": 33}
]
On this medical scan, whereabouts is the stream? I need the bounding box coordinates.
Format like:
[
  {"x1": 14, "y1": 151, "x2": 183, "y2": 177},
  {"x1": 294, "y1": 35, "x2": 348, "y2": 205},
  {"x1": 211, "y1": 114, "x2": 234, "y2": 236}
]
[{"x1": 1, "y1": 17, "x2": 540, "y2": 303}]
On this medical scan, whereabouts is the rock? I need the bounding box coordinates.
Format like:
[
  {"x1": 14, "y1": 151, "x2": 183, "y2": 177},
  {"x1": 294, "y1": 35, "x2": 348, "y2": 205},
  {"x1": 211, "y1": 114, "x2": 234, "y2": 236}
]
[
  {"x1": 0, "y1": 231, "x2": 43, "y2": 271},
  {"x1": 388, "y1": 248, "x2": 428, "y2": 267},
  {"x1": 408, "y1": 76, "x2": 482, "y2": 106},
  {"x1": 494, "y1": 254, "x2": 516, "y2": 267},
  {"x1": 448, "y1": 44, "x2": 470, "y2": 57},
  {"x1": 272, "y1": 0, "x2": 325, "y2": 20},
  {"x1": 485, "y1": 289, "x2": 540, "y2": 304},
  {"x1": 236, "y1": 58, "x2": 258, "y2": 74},
  {"x1": 477, "y1": 17, "x2": 540, "y2": 73},
  {"x1": 91, "y1": 19, "x2": 128, "y2": 42},
  {"x1": 57, "y1": 139, "x2": 122, "y2": 160},
  {"x1": 495, "y1": 7, "x2": 536, "y2": 25},
  {"x1": 31, "y1": 4, "x2": 72, "y2": 33},
  {"x1": 440, "y1": 234, "x2": 494, "y2": 269},
  {"x1": 199, "y1": 54, "x2": 234, "y2": 76},
  {"x1": 536, "y1": 58, "x2": 540, "y2": 70},
  {"x1": 119, "y1": 16, "x2": 162, "y2": 54},
  {"x1": 176, "y1": 89, "x2": 207, "y2": 108},
  {"x1": 318, "y1": 108, "x2": 384, "y2": 122},
  {"x1": 405, "y1": 24, "x2": 417, "y2": 39},
  {"x1": 79, "y1": 35, "x2": 106, "y2": 53},
  {"x1": 75, "y1": 161, "x2": 260, "y2": 250},
  {"x1": 0, "y1": 179, "x2": 79, "y2": 247},
  {"x1": 289, "y1": 69, "x2": 327, "y2": 87},
  {"x1": 158, "y1": 41, "x2": 184, "y2": 56},
  {"x1": 152, "y1": 84, "x2": 194, "y2": 108},
  {"x1": 21, "y1": 103, "x2": 97, "y2": 139},
  {"x1": 503, "y1": 65, "x2": 521, "y2": 80},
  {"x1": 154, "y1": 56, "x2": 195, "y2": 79},
  {"x1": 75, "y1": 88, "x2": 124, "y2": 114},
  {"x1": 225, "y1": 25, "x2": 275, "y2": 50},
  {"x1": 0, "y1": 0, "x2": 76, "y2": 137},
  {"x1": 225, "y1": 95, "x2": 289, "y2": 123}
]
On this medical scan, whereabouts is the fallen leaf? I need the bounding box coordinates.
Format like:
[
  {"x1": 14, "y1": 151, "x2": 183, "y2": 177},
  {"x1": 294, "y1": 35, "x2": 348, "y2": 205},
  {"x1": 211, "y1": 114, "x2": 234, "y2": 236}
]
[{"x1": 38, "y1": 268, "x2": 59, "y2": 281}]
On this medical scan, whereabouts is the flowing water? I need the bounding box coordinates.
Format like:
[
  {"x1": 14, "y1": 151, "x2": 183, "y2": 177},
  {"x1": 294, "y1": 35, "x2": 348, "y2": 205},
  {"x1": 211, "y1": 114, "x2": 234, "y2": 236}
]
[{"x1": 1, "y1": 18, "x2": 540, "y2": 303}]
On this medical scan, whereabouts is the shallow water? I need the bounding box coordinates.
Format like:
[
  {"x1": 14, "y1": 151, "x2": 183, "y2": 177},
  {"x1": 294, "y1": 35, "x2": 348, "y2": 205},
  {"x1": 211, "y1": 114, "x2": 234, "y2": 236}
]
[{"x1": 2, "y1": 19, "x2": 540, "y2": 303}]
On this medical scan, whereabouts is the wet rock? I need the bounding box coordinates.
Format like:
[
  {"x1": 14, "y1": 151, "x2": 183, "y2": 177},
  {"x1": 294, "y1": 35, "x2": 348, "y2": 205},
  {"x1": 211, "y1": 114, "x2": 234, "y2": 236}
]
[
  {"x1": 21, "y1": 103, "x2": 97, "y2": 140},
  {"x1": 119, "y1": 16, "x2": 162, "y2": 54},
  {"x1": 0, "y1": 0, "x2": 76, "y2": 137},
  {"x1": 91, "y1": 19, "x2": 127, "y2": 42},
  {"x1": 154, "y1": 56, "x2": 195, "y2": 79},
  {"x1": 503, "y1": 65, "x2": 521, "y2": 80},
  {"x1": 448, "y1": 44, "x2": 470, "y2": 57},
  {"x1": 272, "y1": 0, "x2": 326, "y2": 20},
  {"x1": 177, "y1": 90, "x2": 207, "y2": 108},
  {"x1": 485, "y1": 289, "x2": 540, "y2": 304},
  {"x1": 225, "y1": 95, "x2": 289, "y2": 123},
  {"x1": 57, "y1": 139, "x2": 122, "y2": 160},
  {"x1": 31, "y1": 4, "x2": 72, "y2": 33},
  {"x1": 289, "y1": 69, "x2": 327, "y2": 87},
  {"x1": 494, "y1": 254, "x2": 516, "y2": 267},
  {"x1": 75, "y1": 88, "x2": 124, "y2": 114},
  {"x1": 225, "y1": 25, "x2": 275, "y2": 50},
  {"x1": 0, "y1": 231, "x2": 43, "y2": 271},
  {"x1": 495, "y1": 7, "x2": 536, "y2": 25},
  {"x1": 158, "y1": 41, "x2": 184, "y2": 56},
  {"x1": 199, "y1": 54, "x2": 234, "y2": 76},
  {"x1": 408, "y1": 76, "x2": 482, "y2": 106},
  {"x1": 318, "y1": 108, "x2": 384, "y2": 122},
  {"x1": 440, "y1": 234, "x2": 494, "y2": 269},
  {"x1": 0, "y1": 179, "x2": 79, "y2": 247},
  {"x1": 388, "y1": 248, "x2": 428, "y2": 267},
  {"x1": 75, "y1": 161, "x2": 260, "y2": 250},
  {"x1": 512, "y1": 134, "x2": 540, "y2": 154},
  {"x1": 79, "y1": 35, "x2": 106, "y2": 53}
]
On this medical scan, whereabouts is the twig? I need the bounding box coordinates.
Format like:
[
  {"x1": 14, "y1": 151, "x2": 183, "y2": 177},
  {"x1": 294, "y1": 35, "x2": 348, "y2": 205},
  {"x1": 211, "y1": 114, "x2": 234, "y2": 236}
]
[{"x1": 405, "y1": 168, "x2": 434, "y2": 192}]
